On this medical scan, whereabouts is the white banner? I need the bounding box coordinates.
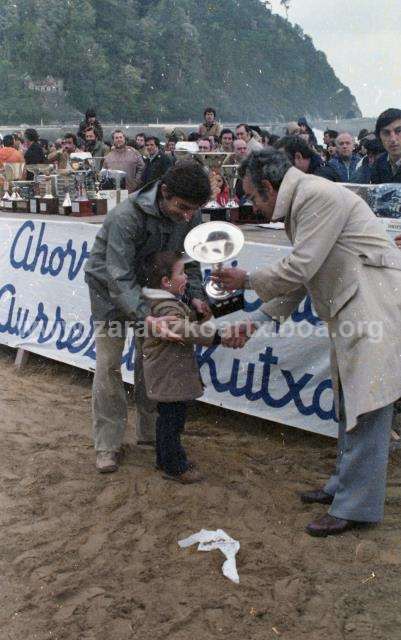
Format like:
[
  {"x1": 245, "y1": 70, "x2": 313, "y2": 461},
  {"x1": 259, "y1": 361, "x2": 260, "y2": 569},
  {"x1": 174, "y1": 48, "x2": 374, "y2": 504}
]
[{"x1": 0, "y1": 215, "x2": 338, "y2": 436}]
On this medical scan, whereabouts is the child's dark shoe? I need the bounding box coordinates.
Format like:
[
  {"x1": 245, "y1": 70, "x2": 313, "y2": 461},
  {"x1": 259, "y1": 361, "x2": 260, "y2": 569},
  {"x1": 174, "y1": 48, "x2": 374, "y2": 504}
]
[{"x1": 163, "y1": 468, "x2": 204, "y2": 484}]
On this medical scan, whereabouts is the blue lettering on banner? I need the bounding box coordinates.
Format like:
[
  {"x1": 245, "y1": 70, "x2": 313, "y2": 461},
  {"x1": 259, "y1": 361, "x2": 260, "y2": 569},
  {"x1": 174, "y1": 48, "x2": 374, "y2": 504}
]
[
  {"x1": 197, "y1": 345, "x2": 336, "y2": 421},
  {"x1": 10, "y1": 220, "x2": 90, "y2": 281},
  {"x1": 0, "y1": 283, "x2": 95, "y2": 357}
]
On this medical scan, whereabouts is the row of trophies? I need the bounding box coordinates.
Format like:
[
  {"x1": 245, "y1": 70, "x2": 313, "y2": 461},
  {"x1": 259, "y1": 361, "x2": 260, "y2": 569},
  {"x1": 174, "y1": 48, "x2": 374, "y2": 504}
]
[{"x1": 0, "y1": 156, "x2": 128, "y2": 216}]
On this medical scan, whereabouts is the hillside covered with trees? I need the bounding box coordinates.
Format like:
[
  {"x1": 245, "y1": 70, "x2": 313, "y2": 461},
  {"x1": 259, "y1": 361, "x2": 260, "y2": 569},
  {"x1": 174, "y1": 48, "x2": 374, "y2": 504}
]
[{"x1": 0, "y1": 0, "x2": 361, "y2": 124}]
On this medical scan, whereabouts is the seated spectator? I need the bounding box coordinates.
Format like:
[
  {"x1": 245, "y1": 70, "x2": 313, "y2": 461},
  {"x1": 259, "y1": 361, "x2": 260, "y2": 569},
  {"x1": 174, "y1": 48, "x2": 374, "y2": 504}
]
[
  {"x1": 188, "y1": 132, "x2": 200, "y2": 142},
  {"x1": 323, "y1": 129, "x2": 338, "y2": 146},
  {"x1": 236, "y1": 123, "x2": 263, "y2": 153},
  {"x1": 259, "y1": 129, "x2": 273, "y2": 147},
  {"x1": 12, "y1": 131, "x2": 25, "y2": 152},
  {"x1": 298, "y1": 117, "x2": 317, "y2": 146},
  {"x1": 285, "y1": 122, "x2": 301, "y2": 136},
  {"x1": 268, "y1": 134, "x2": 280, "y2": 146},
  {"x1": 134, "y1": 132, "x2": 147, "y2": 157},
  {"x1": 24, "y1": 128, "x2": 46, "y2": 179},
  {"x1": 328, "y1": 132, "x2": 361, "y2": 182},
  {"x1": 198, "y1": 107, "x2": 222, "y2": 139},
  {"x1": 371, "y1": 108, "x2": 401, "y2": 184},
  {"x1": 218, "y1": 129, "x2": 235, "y2": 153},
  {"x1": 354, "y1": 138, "x2": 383, "y2": 184},
  {"x1": 165, "y1": 136, "x2": 177, "y2": 163},
  {"x1": 78, "y1": 108, "x2": 103, "y2": 142},
  {"x1": 48, "y1": 133, "x2": 78, "y2": 169},
  {"x1": 103, "y1": 129, "x2": 145, "y2": 192},
  {"x1": 0, "y1": 134, "x2": 24, "y2": 167},
  {"x1": 325, "y1": 139, "x2": 338, "y2": 161},
  {"x1": 197, "y1": 138, "x2": 212, "y2": 153},
  {"x1": 232, "y1": 138, "x2": 248, "y2": 163},
  {"x1": 141, "y1": 136, "x2": 173, "y2": 186},
  {"x1": 276, "y1": 136, "x2": 340, "y2": 181},
  {"x1": 213, "y1": 171, "x2": 230, "y2": 207}
]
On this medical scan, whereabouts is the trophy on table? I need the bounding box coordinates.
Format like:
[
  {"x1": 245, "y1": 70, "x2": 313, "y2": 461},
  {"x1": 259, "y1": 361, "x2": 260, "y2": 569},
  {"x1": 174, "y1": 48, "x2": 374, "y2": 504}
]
[
  {"x1": 4, "y1": 163, "x2": 25, "y2": 200},
  {"x1": 195, "y1": 152, "x2": 231, "y2": 209},
  {"x1": 184, "y1": 220, "x2": 245, "y2": 317},
  {"x1": 99, "y1": 168, "x2": 127, "y2": 205},
  {"x1": 220, "y1": 164, "x2": 240, "y2": 209}
]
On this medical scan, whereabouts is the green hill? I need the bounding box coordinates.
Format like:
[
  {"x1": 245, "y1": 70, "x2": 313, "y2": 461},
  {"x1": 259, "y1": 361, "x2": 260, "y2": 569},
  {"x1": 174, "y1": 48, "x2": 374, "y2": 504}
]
[{"x1": 0, "y1": 0, "x2": 361, "y2": 124}]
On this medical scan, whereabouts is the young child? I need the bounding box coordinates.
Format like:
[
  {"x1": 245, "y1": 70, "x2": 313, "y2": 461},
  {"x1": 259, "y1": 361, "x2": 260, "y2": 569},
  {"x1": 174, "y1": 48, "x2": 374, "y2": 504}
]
[{"x1": 141, "y1": 250, "x2": 222, "y2": 484}]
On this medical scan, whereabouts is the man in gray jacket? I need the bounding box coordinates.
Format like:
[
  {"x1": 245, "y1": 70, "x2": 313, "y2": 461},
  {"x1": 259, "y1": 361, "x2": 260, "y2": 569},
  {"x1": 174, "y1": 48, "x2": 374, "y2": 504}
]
[{"x1": 85, "y1": 162, "x2": 211, "y2": 472}]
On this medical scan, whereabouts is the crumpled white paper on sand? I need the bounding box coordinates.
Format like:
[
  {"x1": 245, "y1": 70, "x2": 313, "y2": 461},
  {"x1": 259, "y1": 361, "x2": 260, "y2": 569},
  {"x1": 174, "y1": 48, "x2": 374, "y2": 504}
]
[{"x1": 178, "y1": 529, "x2": 240, "y2": 584}]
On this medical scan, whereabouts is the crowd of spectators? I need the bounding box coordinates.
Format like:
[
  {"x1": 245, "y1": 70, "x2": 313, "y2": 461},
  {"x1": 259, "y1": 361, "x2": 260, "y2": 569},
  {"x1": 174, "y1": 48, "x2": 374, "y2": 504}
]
[{"x1": 1, "y1": 106, "x2": 401, "y2": 193}]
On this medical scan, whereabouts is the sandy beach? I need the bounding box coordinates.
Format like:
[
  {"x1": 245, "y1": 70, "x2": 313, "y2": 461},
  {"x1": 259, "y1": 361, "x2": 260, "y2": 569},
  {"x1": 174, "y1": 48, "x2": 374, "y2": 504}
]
[{"x1": 1, "y1": 345, "x2": 401, "y2": 640}]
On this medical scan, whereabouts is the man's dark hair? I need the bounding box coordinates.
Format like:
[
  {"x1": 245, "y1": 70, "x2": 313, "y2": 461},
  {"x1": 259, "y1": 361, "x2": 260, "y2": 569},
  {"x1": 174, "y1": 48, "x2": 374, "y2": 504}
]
[
  {"x1": 85, "y1": 107, "x2": 97, "y2": 120},
  {"x1": 188, "y1": 131, "x2": 200, "y2": 142},
  {"x1": 275, "y1": 135, "x2": 315, "y2": 161},
  {"x1": 136, "y1": 132, "x2": 146, "y2": 139},
  {"x1": 268, "y1": 134, "x2": 280, "y2": 146},
  {"x1": 143, "y1": 250, "x2": 183, "y2": 289},
  {"x1": 358, "y1": 128, "x2": 370, "y2": 141},
  {"x1": 64, "y1": 132, "x2": 77, "y2": 145},
  {"x1": 39, "y1": 138, "x2": 49, "y2": 150},
  {"x1": 375, "y1": 108, "x2": 401, "y2": 137},
  {"x1": 219, "y1": 128, "x2": 234, "y2": 142},
  {"x1": 162, "y1": 161, "x2": 211, "y2": 204},
  {"x1": 324, "y1": 129, "x2": 338, "y2": 139},
  {"x1": 204, "y1": 107, "x2": 216, "y2": 117},
  {"x1": 363, "y1": 137, "x2": 384, "y2": 155},
  {"x1": 236, "y1": 123, "x2": 251, "y2": 134},
  {"x1": 239, "y1": 149, "x2": 292, "y2": 191},
  {"x1": 84, "y1": 126, "x2": 98, "y2": 138},
  {"x1": 24, "y1": 128, "x2": 39, "y2": 143},
  {"x1": 3, "y1": 134, "x2": 15, "y2": 147},
  {"x1": 145, "y1": 136, "x2": 160, "y2": 147}
]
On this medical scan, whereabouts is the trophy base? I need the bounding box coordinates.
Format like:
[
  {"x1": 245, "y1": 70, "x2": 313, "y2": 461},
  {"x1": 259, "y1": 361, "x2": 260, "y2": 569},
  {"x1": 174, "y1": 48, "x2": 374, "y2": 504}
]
[{"x1": 209, "y1": 291, "x2": 244, "y2": 318}]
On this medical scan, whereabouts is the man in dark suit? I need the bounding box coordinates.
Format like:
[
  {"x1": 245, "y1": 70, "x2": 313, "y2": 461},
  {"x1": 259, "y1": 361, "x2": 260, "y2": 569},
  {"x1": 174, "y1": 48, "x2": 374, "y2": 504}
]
[{"x1": 141, "y1": 136, "x2": 173, "y2": 187}]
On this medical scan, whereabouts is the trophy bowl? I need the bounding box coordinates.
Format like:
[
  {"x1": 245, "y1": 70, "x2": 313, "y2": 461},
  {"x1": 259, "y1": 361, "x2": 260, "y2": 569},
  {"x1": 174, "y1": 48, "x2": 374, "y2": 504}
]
[
  {"x1": 4, "y1": 162, "x2": 25, "y2": 181},
  {"x1": 184, "y1": 221, "x2": 244, "y2": 303},
  {"x1": 25, "y1": 163, "x2": 53, "y2": 178}
]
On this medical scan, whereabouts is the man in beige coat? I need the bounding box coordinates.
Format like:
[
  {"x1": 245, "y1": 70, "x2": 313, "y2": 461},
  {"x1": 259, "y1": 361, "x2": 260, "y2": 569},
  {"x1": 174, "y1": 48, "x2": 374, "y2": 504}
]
[{"x1": 215, "y1": 149, "x2": 401, "y2": 537}]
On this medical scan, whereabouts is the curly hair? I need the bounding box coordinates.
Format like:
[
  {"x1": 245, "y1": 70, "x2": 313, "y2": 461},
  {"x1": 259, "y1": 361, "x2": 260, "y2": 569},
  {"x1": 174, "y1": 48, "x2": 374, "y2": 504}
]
[{"x1": 161, "y1": 161, "x2": 211, "y2": 205}]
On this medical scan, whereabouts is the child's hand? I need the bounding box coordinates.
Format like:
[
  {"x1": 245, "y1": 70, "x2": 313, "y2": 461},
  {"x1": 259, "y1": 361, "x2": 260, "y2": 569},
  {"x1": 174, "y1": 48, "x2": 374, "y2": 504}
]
[
  {"x1": 192, "y1": 298, "x2": 212, "y2": 320},
  {"x1": 145, "y1": 315, "x2": 183, "y2": 343}
]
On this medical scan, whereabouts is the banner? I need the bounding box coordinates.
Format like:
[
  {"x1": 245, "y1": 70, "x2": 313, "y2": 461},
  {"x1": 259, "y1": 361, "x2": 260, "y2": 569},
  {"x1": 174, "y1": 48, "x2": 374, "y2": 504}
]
[{"x1": 0, "y1": 215, "x2": 338, "y2": 437}]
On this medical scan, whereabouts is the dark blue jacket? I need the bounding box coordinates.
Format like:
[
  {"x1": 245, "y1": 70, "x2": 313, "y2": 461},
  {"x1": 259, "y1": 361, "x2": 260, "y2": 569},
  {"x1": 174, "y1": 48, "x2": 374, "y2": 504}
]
[
  {"x1": 328, "y1": 154, "x2": 361, "y2": 183},
  {"x1": 354, "y1": 156, "x2": 374, "y2": 184},
  {"x1": 309, "y1": 154, "x2": 340, "y2": 181},
  {"x1": 370, "y1": 153, "x2": 401, "y2": 184}
]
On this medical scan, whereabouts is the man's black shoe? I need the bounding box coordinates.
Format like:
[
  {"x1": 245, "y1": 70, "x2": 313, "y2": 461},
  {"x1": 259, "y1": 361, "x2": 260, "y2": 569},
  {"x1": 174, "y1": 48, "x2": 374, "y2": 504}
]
[{"x1": 299, "y1": 488, "x2": 334, "y2": 505}]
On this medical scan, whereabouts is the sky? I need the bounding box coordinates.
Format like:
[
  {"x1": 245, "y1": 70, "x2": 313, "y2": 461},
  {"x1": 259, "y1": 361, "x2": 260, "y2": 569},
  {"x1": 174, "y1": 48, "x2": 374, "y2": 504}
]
[{"x1": 268, "y1": 0, "x2": 401, "y2": 117}]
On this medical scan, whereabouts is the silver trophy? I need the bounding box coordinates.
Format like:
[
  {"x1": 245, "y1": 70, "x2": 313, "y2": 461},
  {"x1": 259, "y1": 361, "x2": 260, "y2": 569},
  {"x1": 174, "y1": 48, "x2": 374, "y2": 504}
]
[
  {"x1": 184, "y1": 221, "x2": 245, "y2": 317},
  {"x1": 195, "y1": 152, "x2": 231, "y2": 209},
  {"x1": 4, "y1": 162, "x2": 25, "y2": 199}
]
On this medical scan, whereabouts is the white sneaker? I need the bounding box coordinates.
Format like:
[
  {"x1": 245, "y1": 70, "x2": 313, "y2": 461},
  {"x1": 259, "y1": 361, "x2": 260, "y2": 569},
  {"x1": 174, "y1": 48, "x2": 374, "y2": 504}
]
[{"x1": 96, "y1": 451, "x2": 118, "y2": 473}]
